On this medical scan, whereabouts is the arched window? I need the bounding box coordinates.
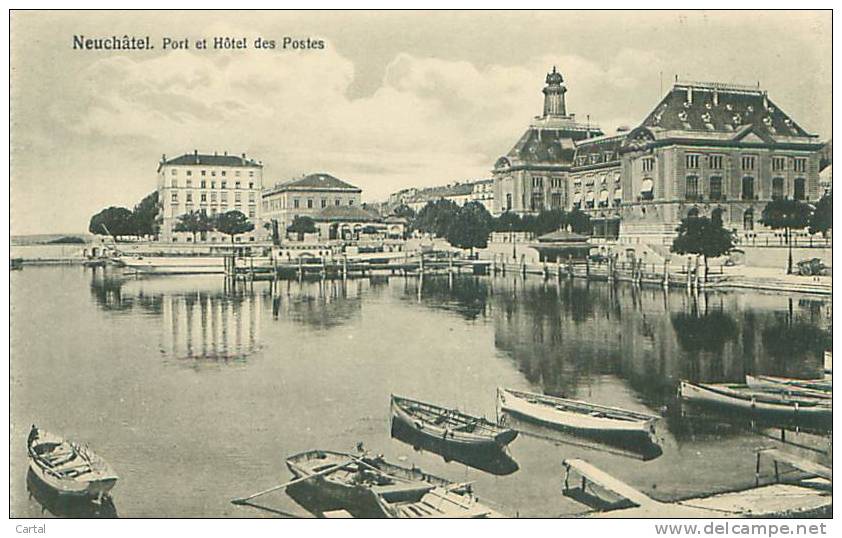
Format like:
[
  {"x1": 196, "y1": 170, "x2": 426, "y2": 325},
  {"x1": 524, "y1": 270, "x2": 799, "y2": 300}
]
[
  {"x1": 584, "y1": 191, "x2": 595, "y2": 209},
  {"x1": 794, "y1": 178, "x2": 806, "y2": 201},
  {"x1": 741, "y1": 176, "x2": 755, "y2": 200},
  {"x1": 772, "y1": 177, "x2": 784, "y2": 200},
  {"x1": 743, "y1": 208, "x2": 754, "y2": 231},
  {"x1": 598, "y1": 189, "x2": 609, "y2": 208},
  {"x1": 709, "y1": 176, "x2": 723, "y2": 201}
]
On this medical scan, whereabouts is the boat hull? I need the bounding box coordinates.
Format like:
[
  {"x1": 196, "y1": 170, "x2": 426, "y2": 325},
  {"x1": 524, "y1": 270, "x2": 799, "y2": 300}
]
[
  {"x1": 390, "y1": 397, "x2": 517, "y2": 450},
  {"x1": 28, "y1": 461, "x2": 117, "y2": 498},
  {"x1": 497, "y1": 388, "x2": 656, "y2": 444},
  {"x1": 116, "y1": 256, "x2": 225, "y2": 275},
  {"x1": 680, "y1": 381, "x2": 832, "y2": 421}
]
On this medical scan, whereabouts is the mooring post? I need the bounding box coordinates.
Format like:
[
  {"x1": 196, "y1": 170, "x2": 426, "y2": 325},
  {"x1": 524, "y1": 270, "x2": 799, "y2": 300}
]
[
  {"x1": 663, "y1": 260, "x2": 669, "y2": 289},
  {"x1": 686, "y1": 257, "x2": 692, "y2": 290},
  {"x1": 520, "y1": 254, "x2": 526, "y2": 277},
  {"x1": 585, "y1": 255, "x2": 590, "y2": 280},
  {"x1": 342, "y1": 254, "x2": 348, "y2": 280},
  {"x1": 419, "y1": 251, "x2": 425, "y2": 275},
  {"x1": 556, "y1": 259, "x2": 562, "y2": 281},
  {"x1": 298, "y1": 256, "x2": 303, "y2": 281},
  {"x1": 448, "y1": 251, "x2": 454, "y2": 275},
  {"x1": 567, "y1": 254, "x2": 574, "y2": 279},
  {"x1": 542, "y1": 261, "x2": 548, "y2": 279}
]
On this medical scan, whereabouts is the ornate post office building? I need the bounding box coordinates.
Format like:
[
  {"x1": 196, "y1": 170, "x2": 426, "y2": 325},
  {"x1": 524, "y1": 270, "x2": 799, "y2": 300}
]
[{"x1": 493, "y1": 70, "x2": 825, "y2": 245}]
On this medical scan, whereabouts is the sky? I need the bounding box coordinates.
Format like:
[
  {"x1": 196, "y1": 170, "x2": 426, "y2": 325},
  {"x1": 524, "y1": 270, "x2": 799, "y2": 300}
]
[{"x1": 10, "y1": 10, "x2": 831, "y2": 235}]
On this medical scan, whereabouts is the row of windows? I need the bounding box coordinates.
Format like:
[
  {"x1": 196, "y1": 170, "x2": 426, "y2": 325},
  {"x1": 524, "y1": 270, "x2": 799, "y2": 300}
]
[
  {"x1": 572, "y1": 171, "x2": 622, "y2": 186},
  {"x1": 170, "y1": 180, "x2": 257, "y2": 189},
  {"x1": 170, "y1": 168, "x2": 256, "y2": 178},
  {"x1": 683, "y1": 153, "x2": 807, "y2": 172},
  {"x1": 169, "y1": 205, "x2": 257, "y2": 219},
  {"x1": 684, "y1": 175, "x2": 806, "y2": 202},
  {"x1": 171, "y1": 191, "x2": 256, "y2": 203},
  {"x1": 571, "y1": 188, "x2": 624, "y2": 210},
  {"x1": 264, "y1": 197, "x2": 356, "y2": 210}
]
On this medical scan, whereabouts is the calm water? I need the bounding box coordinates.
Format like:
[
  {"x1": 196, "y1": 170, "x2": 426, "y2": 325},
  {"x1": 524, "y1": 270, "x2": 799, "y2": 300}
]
[{"x1": 10, "y1": 266, "x2": 831, "y2": 517}]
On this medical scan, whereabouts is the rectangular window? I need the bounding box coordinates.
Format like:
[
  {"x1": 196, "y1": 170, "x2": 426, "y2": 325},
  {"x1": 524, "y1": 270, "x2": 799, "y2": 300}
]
[
  {"x1": 685, "y1": 154, "x2": 700, "y2": 169},
  {"x1": 235, "y1": 181, "x2": 241, "y2": 189},
  {"x1": 211, "y1": 192, "x2": 217, "y2": 202},
  {"x1": 532, "y1": 177, "x2": 543, "y2": 188},
  {"x1": 235, "y1": 192, "x2": 242, "y2": 203},
  {"x1": 186, "y1": 179, "x2": 192, "y2": 188},
  {"x1": 506, "y1": 193, "x2": 512, "y2": 211},
  {"x1": 201, "y1": 170, "x2": 206, "y2": 176},
  {"x1": 186, "y1": 193, "x2": 193, "y2": 203},
  {"x1": 772, "y1": 156, "x2": 787, "y2": 172},
  {"x1": 772, "y1": 177, "x2": 784, "y2": 200},
  {"x1": 211, "y1": 181, "x2": 216, "y2": 189},
  {"x1": 709, "y1": 176, "x2": 723, "y2": 201},
  {"x1": 249, "y1": 208, "x2": 256, "y2": 218},
  {"x1": 335, "y1": 198, "x2": 340, "y2": 206},
  {"x1": 742, "y1": 176, "x2": 755, "y2": 200},
  {"x1": 307, "y1": 199, "x2": 313, "y2": 209},
  {"x1": 349, "y1": 199, "x2": 354, "y2": 206},
  {"x1": 642, "y1": 158, "x2": 655, "y2": 172},
  {"x1": 235, "y1": 171, "x2": 241, "y2": 177},
  {"x1": 741, "y1": 155, "x2": 756, "y2": 171},
  {"x1": 249, "y1": 182, "x2": 254, "y2": 189},
  {"x1": 321, "y1": 198, "x2": 326, "y2": 208},
  {"x1": 709, "y1": 155, "x2": 723, "y2": 169},
  {"x1": 171, "y1": 179, "x2": 178, "y2": 188},
  {"x1": 793, "y1": 158, "x2": 807, "y2": 173},
  {"x1": 171, "y1": 192, "x2": 178, "y2": 202},
  {"x1": 221, "y1": 181, "x2": 227, "y2": 189},
  {"x1": 249, "y1": 192, "x2": 256, "y2": 203},
  {"x1": 171, "y1": 169, "x2": 178, "y2": 175},
  {"x1": 794, "y1": 178, "x2": 806, "y2": 200},
  {"x1": 200, "y1": 180, "x2": 206, "y2": 188},
  {"x1": 211, "y1": 171, "x2": 216, "y2": 177},
  {"x1": 200, "y1": 193, "x2": 207, "y2": 202},
  {"x1": 186, "y1": 170, "x2": 192, "y2": 176},
  {"x1": 221, "y1": 193, "x2": 228, "y2": 204},
  {"x1": 221, "y1": 171, "x2": 226, "y2": 177},
  {"x1": 293, "y1": 198, "x2": 300, "y2": 209},
  {"x1": 249, "y1": 171, "x2": 254, "y2": 177},
  {"x1": 685, "y1": 175, "x2": 699, "y2": 200}
]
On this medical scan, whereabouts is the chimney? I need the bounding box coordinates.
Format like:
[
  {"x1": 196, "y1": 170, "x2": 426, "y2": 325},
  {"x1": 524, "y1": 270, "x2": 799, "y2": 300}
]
[
  {"x1": 194, "y1": 149, "x2": 198, "y2": 156},
  {"x1": 224, "y1": 151, "x2": 228, "y2": 156},
  {"x1": 162, "y1": 153, "x2": 166, "y2": 162},
  {"x1": 241, "y1": 153, "x2": 246, "y2": 159}
]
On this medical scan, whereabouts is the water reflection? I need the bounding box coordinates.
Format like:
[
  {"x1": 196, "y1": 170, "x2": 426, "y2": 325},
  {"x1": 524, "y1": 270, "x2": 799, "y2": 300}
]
[
  {"x1": 26, "y1": 470, "x2": 118, "y2": 518},
  {"x1": 269, "y1": 278, "x2": 363, "y2": 329}
]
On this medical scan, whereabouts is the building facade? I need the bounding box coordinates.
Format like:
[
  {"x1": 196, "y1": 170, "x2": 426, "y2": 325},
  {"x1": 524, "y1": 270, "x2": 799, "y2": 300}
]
[
  {"x1": 157, "y1": 151, "x2": 264, "y2": 243},
  {"x1": 387, "y1": 179, "x2": 495, "y2": 214},
  {"x1": 261, "y1": 172, "x2": 363, "y2": 233},
  {"x1": 492, "y1": 67, "x2": 604, "y2": 216},
  {"x1": 493, "y1": 71, "x2": 826, "y2": 245}
]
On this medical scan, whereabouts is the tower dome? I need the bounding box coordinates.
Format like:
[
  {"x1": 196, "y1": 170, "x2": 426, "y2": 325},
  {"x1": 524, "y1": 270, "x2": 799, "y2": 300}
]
[{"x1": 542, "y1": 66, "x2": 567, "y2": 117}]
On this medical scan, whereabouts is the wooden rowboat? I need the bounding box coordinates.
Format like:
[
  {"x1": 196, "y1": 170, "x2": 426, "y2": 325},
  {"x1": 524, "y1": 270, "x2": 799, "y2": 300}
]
[
  {"x1": 390, "y1": 394, "x2": 517, "y2": 450},
  {"x1": 745, "y1": 375, "x2": 831, "y2": 398},
  {"x1": 679, "y1": 381, "x2": 832, "y2": 421},
  {"x1": 496, "y1": 388, "x2": 659, "y2": 444},
  {"x1": 285, "y1": 449, "x2": 502, "y2": 518},
  {"x1": 27, "y1": 425, "x2": 118, "y2": 500}
]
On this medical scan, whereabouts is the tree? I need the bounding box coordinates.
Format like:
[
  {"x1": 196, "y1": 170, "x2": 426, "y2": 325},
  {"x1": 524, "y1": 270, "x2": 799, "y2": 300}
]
[
  {"x1": 88, "y1": 206, "x2": 134, "y2": 240},
  {"x1": 566, "y1": 208, "x2": 592, "y2": 235},
  {"x1": 286, "y1": 215, "x2": 317, "y2": 241},
  {"x1": 392, "y1": 204, "x2": 417, "y2": 221},
  {"x1": 214, "y1": 210, "x2": 255, "y2": 245},
  {"x1": 413, "y1": 198, "x2": 460, "y2": 237},
  {"x1": 530, "y1": 209, "x2": 567, "y2": 236},
  {"x1": 174, "y1": 210, "x2": 214, "y2": 243},
  {"x1": 494, "y1": 211, "x2": 526, "y2": 232},
  {"x1": 131, "y1": 190, "x2": 160, "y2": 239},
  {"x1": 760, "y1": 199, "x2": 812, "y2": 274},
  {"x1": 671, "y1": 215, "x2": 735, "y2": 281},
  {"x1": 445, "y1": 202, "x2": 493, "y2": 253},
  {"x1": 809, "y1": 193, "x2": 832, "y2": 237}
]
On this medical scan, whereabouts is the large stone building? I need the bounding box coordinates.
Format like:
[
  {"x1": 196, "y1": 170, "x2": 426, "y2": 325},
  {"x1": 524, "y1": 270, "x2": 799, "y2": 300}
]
[
  {"x1": 493, "y1": 70, "x2": 826, "y2": 245},
  {"x1": 388, "y1": 178, "x2": 495, "y2": 214},
  {"x1": 157, "y1": 151, "x2": 264, "y2": 243}
]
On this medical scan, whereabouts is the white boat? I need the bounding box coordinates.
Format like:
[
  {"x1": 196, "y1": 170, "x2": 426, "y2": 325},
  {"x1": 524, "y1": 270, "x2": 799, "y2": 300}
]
[
  {"x1": 745, "y1": 375, "x2": 831, "y2": 398},
  {"x1": 679, "y1": 381, "x2": 832, "y2": 421},
  {"x1": 496, "y1": 388, "x2": 659, "y2": 443},
  {"x1": 27, "y1": 426, "x2": 118, "y2": 500},
  {"x1": 115, "y1": 255, "x2": 225, "y2": 275}
]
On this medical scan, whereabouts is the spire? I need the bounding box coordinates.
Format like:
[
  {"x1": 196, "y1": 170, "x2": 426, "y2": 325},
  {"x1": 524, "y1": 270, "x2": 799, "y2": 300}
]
[{"x1": 542, "y1": 66, "x2": 567, "y2": 117}]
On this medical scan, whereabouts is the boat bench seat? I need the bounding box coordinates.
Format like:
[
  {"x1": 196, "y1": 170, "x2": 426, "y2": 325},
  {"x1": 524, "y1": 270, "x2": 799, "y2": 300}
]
[{"x1": 374, "y1": 482, "x2": 436, "y2": 502}]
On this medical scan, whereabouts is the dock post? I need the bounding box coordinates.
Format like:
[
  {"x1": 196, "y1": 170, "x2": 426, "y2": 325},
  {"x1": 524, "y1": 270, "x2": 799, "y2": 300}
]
[
  {"x1": 501, "y1": 254, "x2": 506, "y2": 275},
  {"x1": 419, "y1": 252, "x2": 425, "y2": 275},
  {"x1": 686, "y1": 257, "x2": 692, "y2": 291},
  {"x1": 542, "y1": 261, "x2": 548, "y2": 279},
  {"x1": 693, "y1": 257, "x2": 701, "y2": 291},
  {"x1": 663, "y1": 260, "x2": 669, "y2": 289},
  {"x1": 556, "y1": 259, "x2": 562, "y2": 281},
  {"x1": 342, "y1": 255, "x2": 348, "y2": 280},
  {"x1": 567, "y1": 254, "x2": 574, "y2": 279},
  {"x1": 520, "y1": 254, "x2": 526, "y2": 277},
  {"x1": 585, "y1": 256, "x2": 590, "y2": 280},
  {"x1": 249, "y1": 256, "x2": 255, "y2": 282},
  {"x1": 448, "y1": 251, "x2": 454, "y2": 275},
  {"x1": 321, "y1": 256, "x2": 327, "y2": 279},
  {"x1": 298, "y1": 256, "x2": 303, "y2": 281}
]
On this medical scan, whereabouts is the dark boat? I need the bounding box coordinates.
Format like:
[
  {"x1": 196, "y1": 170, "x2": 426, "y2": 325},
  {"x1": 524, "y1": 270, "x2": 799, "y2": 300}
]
[
  {"x1": 390, "y1": 418, "x2": 519, "y2": 475},
  {"x1": 390, "y1": 394, "x2": 517, "y2": 450},
  {"x1": 285, "y1": 449, "x2": 502, "y2": 518}
]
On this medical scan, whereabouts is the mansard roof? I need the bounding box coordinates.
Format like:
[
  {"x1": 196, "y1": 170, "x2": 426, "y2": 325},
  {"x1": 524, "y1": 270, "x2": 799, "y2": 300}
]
[
  {"x1": 268, "y1": 173, "x2": 362, "y2": 194},
  {"x1": 502, "y1": 120, "x2": 604, "y2": 169},
  {"x1": 160, "y1": 152, "x2": 262, "y2": 170},
  {"x1": 641, "y1": 81, "x2": 815, "y2": 140},
  {"x1": 571, "y1": 133, "x2": 625, "y2": 170}
]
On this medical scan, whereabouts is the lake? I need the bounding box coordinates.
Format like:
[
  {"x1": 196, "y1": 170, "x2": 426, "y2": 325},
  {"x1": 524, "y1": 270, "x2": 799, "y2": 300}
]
[{"x1": 10, "y1": 266, "x2": 832, "y2": 517}]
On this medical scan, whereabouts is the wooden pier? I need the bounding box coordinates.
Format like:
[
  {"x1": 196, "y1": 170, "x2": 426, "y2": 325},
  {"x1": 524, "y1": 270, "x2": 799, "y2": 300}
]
[{"x1": 562, "y1": 456, "x2": 832, "y2": 518}]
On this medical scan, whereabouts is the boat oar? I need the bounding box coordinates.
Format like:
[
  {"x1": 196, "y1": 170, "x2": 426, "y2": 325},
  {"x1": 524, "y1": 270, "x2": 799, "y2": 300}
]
[{"x1": 231, "y1": 459, "x2": 353, "y2": 506}]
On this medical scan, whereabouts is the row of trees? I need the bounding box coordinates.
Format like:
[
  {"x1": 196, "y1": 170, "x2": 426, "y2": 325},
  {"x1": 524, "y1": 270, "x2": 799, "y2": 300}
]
[
  {"x1": 395, "y1": 199, "x2": 594, "y2": 252},
  {"x1": 171, "y1": 209, "x2": 255, "y2": 244}
]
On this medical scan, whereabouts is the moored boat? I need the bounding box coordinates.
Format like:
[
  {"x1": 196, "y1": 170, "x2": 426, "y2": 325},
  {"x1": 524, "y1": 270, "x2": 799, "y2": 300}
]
[
  {"x1": 745, "y1": 375, "x2": 831, "y2": 398},
  {"x1": 390, "y1": 394, "x2": 517, "y2": 450},
  {"x1": 679, "y1": 381, "x2": 832, "y2": 421},
  {"x1": 285, "y1": 449, "x2": 502, "y2": 518},
  {"x1": 496, "y1": 388, "x2": 659, "y2": 444},
  {"x1": 115, "y1": 255, "x2": 226, "y2": 275},
  {"x1": 27, "y1": 425, "x2": 118, "y2": 500}
]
